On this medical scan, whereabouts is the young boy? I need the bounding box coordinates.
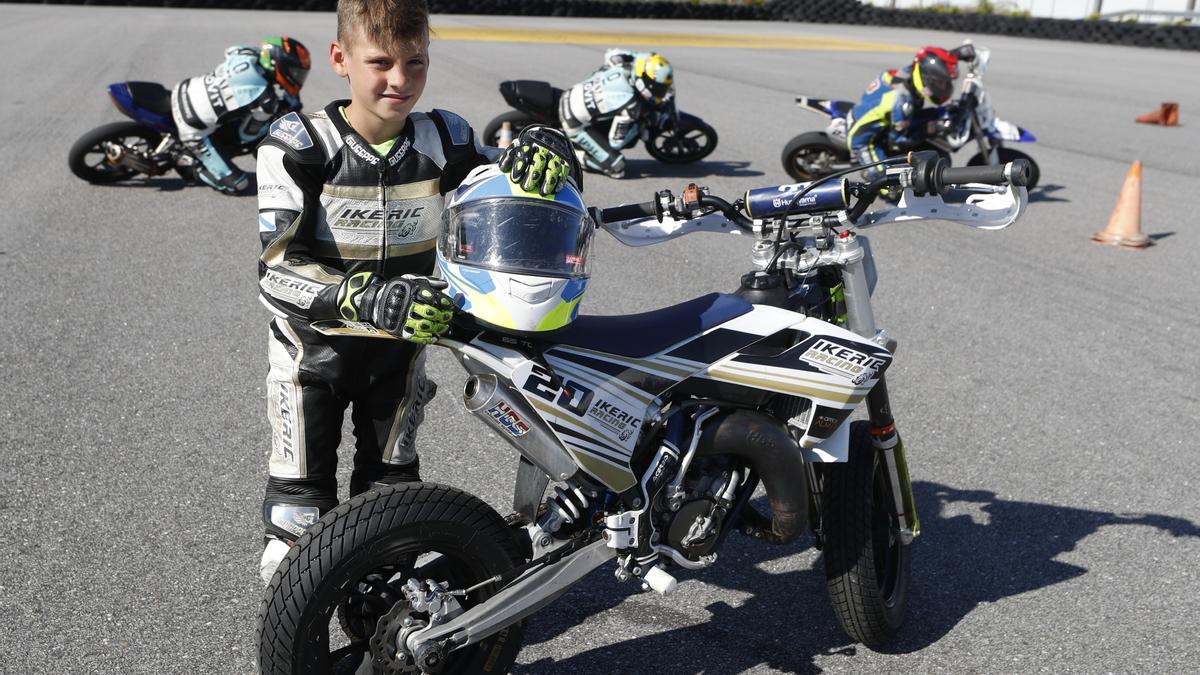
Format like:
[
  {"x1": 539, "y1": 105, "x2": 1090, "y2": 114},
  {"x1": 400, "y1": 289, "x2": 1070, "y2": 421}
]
[{"x1": 254, "y1": 0, "x2": 578, "y2": 582}]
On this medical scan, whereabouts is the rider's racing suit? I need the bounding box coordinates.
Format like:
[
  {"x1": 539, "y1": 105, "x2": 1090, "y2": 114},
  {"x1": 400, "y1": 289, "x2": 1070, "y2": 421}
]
[
  {"x1": 255, "y1": 101, "x2": 498, "y2": 543},
  {"x1": 846, "y1": 67, "x2": 922, "y2": 181},
  {"x1": 171, "y1": 46, "x2": 299, "y2": 194},
  {"x1": 558, "y1": 49, "x2": 648, "y2": 178}
]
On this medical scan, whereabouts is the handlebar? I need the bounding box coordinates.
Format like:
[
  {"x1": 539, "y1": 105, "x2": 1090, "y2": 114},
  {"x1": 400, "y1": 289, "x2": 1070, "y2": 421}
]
[
  {"x1": 942, "y1": 162, "x2": 1029, "y2": 187},
  {"x1": 600, "y1": 201, "x2": 658, "y2": 223},
  {"x1": 599, "y1": 152, "x2": 1028, "y2": 228}
]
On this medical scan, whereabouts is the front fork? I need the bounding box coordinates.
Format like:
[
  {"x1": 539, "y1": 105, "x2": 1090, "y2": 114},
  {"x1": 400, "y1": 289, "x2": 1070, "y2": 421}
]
[
  {"x1": 836, "y1": 232, "x2": 920, "y2": 543},
  {"x1": 864, "y1": 377, "x2": 920, "y2": 544}
]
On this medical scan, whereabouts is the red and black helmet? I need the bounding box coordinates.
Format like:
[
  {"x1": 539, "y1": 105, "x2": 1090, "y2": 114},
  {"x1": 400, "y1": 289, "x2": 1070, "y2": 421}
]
[
  {"x1": 911, "y1": 47, "x2": 958, "y2": 104},
  {"x1": 260, "y1": 36, "x2": 311, "y2": 97}
]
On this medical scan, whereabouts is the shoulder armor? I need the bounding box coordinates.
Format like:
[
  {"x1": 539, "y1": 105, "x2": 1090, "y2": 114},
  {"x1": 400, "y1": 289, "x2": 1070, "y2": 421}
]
[
  {"x1": 260, "y1": 111, "x2": 324, "y2": 163},
  {"x1": 430, "y1": 109, "x2": 473, "y2": 147}
]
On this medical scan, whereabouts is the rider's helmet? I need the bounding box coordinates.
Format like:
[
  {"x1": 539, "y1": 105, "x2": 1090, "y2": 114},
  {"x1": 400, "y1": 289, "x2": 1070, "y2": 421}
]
[
  {"x1": 633, "y1": 52, "x2": 674, "y2": 105},
  {"x1": 438, "y1": 166, "x2": 593, "y2": 333},
  {"x1": 260, "y1": 36, "x2": 311, "y2": 97},
  {"x1": 910, "y1": 47, "x2": 957, "y2": 105}
]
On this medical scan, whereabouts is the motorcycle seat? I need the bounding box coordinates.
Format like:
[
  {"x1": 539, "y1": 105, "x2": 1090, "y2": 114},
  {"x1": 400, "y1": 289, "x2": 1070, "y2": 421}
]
[
  {"x1": 830, "y1": 100, "x2": 855, "y2": 117},
  {"x1": 500, "y1": 80, "x2": 566, "y2": 116},
  {"x1": 122, "y1": 81, "x2": 173, "y2": 119},
  {"x1": 546, "y1": 293, "x2": 753, "y2": 359}
]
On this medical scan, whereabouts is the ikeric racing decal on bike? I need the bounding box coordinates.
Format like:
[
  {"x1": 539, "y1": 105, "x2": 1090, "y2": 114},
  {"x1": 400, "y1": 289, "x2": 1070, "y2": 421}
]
[
  {"x1": 514, "y1": 359, "x2": 650, "y2": 491},
  {"x1": 799, "y1": 338, "x2": 888, "y2": 385}
]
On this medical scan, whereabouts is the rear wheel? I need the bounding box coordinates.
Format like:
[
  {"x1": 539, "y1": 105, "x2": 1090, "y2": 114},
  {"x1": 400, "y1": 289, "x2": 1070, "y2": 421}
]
[
  {"x1": 482, "y1": 111, "x2": 535, "y2": 147},
  {"x1": 258, "y1": 483, "x2": 525, "y2": 675},
  {"x1": 781, "y1": 132, "x2": 851, "y2": 182},
  {"x1": 646, "y1": 116, "x2": 718, "y2": 164},
  {"x1": 67, "y1": 121, "x2": 162, "y2": 183},
  {"x1": 820, "y1": 421, "x2": 911, "y2": 649},
  {"x1": 967, "y1": 147, "x2": 1040, "y2": 189}
]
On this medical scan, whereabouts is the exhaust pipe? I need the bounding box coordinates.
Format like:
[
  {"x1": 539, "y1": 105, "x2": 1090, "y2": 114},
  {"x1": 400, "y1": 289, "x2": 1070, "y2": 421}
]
[
  {"x1": 463, "y1": 374, "x2": 579, "y2": 482},
  {"x1": 695, "y1": 409, "x2": 808, "y2": 544}
]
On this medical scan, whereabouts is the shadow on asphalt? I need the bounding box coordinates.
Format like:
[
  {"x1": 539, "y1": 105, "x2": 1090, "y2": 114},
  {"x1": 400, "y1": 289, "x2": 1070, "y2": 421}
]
[
  {"x1": 101, "y1": 172, "x2": 257, "y2": 196},
  {"x1": 623, "y1": 158, "x2": 765, "y2": 180},
  {"x1": 515, "y1": 480, "x2": 1199, "y2": 674},
  {"x1": 1028, "y1": 183, "x2": 1069, "y2": 203}
]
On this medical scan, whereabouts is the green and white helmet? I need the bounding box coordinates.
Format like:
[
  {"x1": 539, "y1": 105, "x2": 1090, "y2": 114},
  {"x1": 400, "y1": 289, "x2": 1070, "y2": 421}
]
[{"x1": 437, "y1": 165, "x2": 592, "y2": 333}]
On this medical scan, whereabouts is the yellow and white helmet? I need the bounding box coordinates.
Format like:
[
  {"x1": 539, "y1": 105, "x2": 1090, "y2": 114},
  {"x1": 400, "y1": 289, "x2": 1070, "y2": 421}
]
[
  {"x1": 437, "y1": 165, "x2": 593, "y2": 334},
  {"x1": 633, "y1": 52, "x2": 674, "y2": 105}
]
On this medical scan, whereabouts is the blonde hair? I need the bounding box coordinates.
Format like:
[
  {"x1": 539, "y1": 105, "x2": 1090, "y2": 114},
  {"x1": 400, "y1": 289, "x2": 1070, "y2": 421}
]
[{"x1": 337, "y1": 0, "x2": 430, "y2": 55}]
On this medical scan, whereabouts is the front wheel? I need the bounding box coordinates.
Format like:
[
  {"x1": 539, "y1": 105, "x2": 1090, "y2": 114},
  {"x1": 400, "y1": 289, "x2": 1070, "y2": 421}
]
[
  {"x1": 781, "y1": 132, "x2": 852, "y2": 182},
  {"x1": 646, "y1": 115, "x2": 718, "y2": 164},
  {"x1": 481, "y1": 111, "x2": 535, "y2": 147},
  {"x1": 820, "y1": 421, "x2": 912, "y2": 649},
  {"x1": 67, "y1": 121, "x2": 163, "y2": 183},
  {"x1": 257, "y1": 483, "x2": 525, "y2": 675},
  {"x1": 967, "y1": 147, "x2": 1040, "y2": 190}
]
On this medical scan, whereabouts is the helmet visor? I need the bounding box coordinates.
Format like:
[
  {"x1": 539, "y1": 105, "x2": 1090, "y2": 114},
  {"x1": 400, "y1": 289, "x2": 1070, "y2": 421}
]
[{"x1": 445, "y1": 199, "x2": 592, "y2": 277}]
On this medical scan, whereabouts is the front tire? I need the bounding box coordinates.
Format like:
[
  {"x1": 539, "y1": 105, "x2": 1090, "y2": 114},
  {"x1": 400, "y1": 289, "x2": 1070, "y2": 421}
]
[
  {"x1": 820, "y1": 421, "x2": 912, "y2": 649},
  {"x1": 67, "y1": 121, "x2": 162, "y2": 183},
  {"x1": 781, "y1": 132, "x2": 851, "y2": 182},
  {"x1": 967, "y1": 147, "x2": 1040, "y2": 190},
  {"x1": 646, "y1": 115, "x2": 718, "y2": 164},
  {"x1": 482, "y1": 111, "x2": 535, "y2": 147},
  {"x1": 258, "y1": 483, "x2": 525, "y2": 675}
]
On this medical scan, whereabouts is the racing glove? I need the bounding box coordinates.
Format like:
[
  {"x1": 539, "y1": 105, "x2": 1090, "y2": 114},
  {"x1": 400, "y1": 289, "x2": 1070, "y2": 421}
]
[
  {"x1": 499, "y1": 125, "x2": 583, "y2": 195},
  {"x1": 340, "y1": 273, "x2": 455, "y2": 344}
]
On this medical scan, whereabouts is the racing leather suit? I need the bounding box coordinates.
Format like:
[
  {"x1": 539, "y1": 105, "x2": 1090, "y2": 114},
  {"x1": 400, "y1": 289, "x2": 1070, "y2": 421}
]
[
  {"x1": 255, "y1": 101, "x2": 498, "y2": 541},
  {"x1": 846, "y1": 67, "x2": 922, "y2": 181},
  {"x1": 559, "y1": 49, "x2": 646, "y2": 178},
  {"x1": 171, "y1": 46, "x2": 299, "y2": 194}
]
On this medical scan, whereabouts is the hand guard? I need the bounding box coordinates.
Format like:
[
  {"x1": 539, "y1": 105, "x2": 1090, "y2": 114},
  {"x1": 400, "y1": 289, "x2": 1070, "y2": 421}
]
[
  {"x1": 345, "y1": 273, "x2": 455, "y2": 344},
  {"x1": 498, "y1": 126, "x2": 583, "y2": 195}
]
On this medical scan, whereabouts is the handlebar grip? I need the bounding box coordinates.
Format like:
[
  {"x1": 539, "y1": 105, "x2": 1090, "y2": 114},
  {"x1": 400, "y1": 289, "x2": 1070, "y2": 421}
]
[
  {"x1": 940, "y1": 160, "x2": 1030, "y2": 187},
  {"x1": 600, "y1": 201, "x2": 657, "y2": 223}
]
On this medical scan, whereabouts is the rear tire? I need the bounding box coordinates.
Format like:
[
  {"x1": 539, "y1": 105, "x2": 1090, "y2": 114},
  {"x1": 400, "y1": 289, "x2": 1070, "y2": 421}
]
[
  {"x1": 967, "y1": 147, "x2": 1040, "y2": 190},
  {"x1": 482, "y1": 111, "x2": 535, "y2": 147},
  {"x1": 821, "y1": 421, "x2": 912, "y2": 649},
  {"x1": 257, "y1": 483, "x2": 526, "y2": 675},
  {"x1": 68, "y1": 121, "x2": 162, "y2": 183},
  {"x1": 781, "y1": 132, "x2": 851, "y2": 182}
]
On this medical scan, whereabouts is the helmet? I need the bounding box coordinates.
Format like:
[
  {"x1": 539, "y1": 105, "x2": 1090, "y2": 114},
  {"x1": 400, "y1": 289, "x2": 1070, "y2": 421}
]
[
  {"x1": 633, "y1": 53, "x2": 674, "y2": 105},
  {"x1": 260, "y1": 36, "x2": 311, "y2": 97},
  {"x1": 911, "y1": 47, "x2": 957, "y2": 104},
  {"x1": 438, "y1": 166, "x2": 593, "y2": 333}
]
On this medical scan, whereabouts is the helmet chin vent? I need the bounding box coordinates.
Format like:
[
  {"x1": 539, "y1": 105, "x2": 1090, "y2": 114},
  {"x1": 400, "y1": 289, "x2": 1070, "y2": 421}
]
[{"x1": 509, "y1": 277, "x2": 556, "y2": 303}]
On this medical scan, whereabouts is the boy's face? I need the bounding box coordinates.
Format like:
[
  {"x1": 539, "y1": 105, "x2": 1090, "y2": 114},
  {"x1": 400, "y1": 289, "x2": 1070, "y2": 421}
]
[{"x1": 330, "y1": 28, "x2": 429, "y2": 129}]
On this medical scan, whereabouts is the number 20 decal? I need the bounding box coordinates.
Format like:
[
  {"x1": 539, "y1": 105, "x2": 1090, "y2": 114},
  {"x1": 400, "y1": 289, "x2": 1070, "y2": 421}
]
[{"x1": 523, "y1": 364, "x2": 594, "y2": 416}]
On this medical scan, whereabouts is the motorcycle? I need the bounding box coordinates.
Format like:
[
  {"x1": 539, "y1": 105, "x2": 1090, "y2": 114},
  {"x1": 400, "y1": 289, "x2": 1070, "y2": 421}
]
[
  {"x1": 257, "y1": 153, "x2": 1031, "y2": 673},
  {"x1": 483, "y1": 79, "x2": 718, "y2": 165},
  {"x1": 781, "y1": 46, "x2": 1039, "y2": 189},
  {"x1": 68, "y1": 81, "x2": 267, "y2": 185}
]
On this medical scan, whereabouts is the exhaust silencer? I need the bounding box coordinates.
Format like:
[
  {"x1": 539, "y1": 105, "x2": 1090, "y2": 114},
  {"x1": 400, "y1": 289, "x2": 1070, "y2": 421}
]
[{"x1": 463, "y1": 374, "x2": 579, "y2": 482}]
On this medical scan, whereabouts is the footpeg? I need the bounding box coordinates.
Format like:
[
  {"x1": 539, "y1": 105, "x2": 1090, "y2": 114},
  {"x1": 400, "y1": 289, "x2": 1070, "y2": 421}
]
[{"x1": 641, "y1": 565, "x2": 677, "y2": 595}]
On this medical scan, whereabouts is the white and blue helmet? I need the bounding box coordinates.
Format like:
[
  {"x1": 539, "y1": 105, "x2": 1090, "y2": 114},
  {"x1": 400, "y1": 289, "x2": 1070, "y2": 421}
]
[{"x1": 438, "y1": 165, "x2": 593, "y2": 333}]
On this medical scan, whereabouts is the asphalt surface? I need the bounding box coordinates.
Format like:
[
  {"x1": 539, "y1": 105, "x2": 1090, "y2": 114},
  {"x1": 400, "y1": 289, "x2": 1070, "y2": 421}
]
[{"x1": 2, "y1": 6, "x2": 1199, "y2": 674}]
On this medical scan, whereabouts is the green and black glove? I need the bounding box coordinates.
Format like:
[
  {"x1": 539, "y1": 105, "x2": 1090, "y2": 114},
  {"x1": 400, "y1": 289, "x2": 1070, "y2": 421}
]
[
  {"x1": 498, "y1": 125, "x2": 583, "y2": 196},
  {"x1": 340, "y1": 273, "x2": 455, "y2": 344}
]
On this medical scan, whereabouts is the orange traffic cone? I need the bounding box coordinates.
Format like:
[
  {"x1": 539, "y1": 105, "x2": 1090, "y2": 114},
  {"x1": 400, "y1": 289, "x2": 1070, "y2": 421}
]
[
  {"x1": 1136, "y1": 102, "x2": 1179, "y2": 127},
  {"x1": 1091, "y1": 161, "x2": 1150, "y2": 249},
  {"x1": 498, "y1": 121, "x2": 514, "y2": 148}
]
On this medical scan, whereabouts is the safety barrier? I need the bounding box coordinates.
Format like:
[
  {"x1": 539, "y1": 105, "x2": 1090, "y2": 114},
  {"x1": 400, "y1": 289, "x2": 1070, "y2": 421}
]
[{"x1": 14, "y1": 0, "x2": 1200, "y2": 51}]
